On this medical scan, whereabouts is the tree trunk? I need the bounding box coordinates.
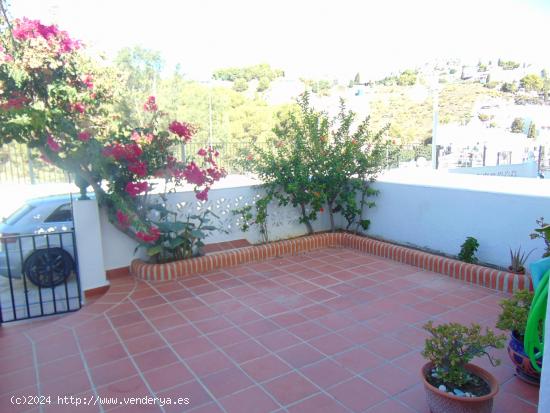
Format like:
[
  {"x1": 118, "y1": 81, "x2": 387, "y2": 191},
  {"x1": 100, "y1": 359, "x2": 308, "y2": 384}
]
[
  {"x1": 327, "y1": 200, "x2": 335, "y2": 232},
  {"x1": 300, "y1": 203, "x2": 314, "y2": 235},
  {"x1": 354, "y1": 182, "x2": 368, "y2": 235}
]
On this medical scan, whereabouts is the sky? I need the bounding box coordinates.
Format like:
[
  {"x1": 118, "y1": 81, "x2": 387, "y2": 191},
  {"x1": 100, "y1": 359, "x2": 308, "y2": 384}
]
[{"x1": 10, "y1": 0, "x2": 550, "y2": 81}]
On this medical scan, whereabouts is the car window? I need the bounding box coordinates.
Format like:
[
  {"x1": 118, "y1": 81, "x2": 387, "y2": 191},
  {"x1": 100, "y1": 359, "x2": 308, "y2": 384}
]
[
  {"x1": 44, "y1": 203, "x2": 72, "y2": 223},
  {"x1": 4, "y1": 204, "x2": 35, "y2": 225}
]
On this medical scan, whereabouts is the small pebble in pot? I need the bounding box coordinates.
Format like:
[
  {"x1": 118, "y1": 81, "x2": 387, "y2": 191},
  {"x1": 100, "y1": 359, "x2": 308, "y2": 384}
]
[
  {"x1": 438, "y1": 384, "x2": 447, "y2": 392},
  {"x1": 453, "y1": 389, "x2": 465, "y2": 397}
]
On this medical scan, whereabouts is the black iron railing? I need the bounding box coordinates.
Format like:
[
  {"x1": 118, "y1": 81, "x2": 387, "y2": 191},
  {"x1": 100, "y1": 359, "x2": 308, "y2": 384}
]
[{"x1": 0, "y1": 230, "x2": 82, "y2": 323}]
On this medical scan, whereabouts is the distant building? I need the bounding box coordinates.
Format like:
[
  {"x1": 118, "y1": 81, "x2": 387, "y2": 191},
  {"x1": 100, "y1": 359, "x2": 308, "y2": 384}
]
[{"x1": 263, "y1": 79, "x2": 305, "y2": 105}]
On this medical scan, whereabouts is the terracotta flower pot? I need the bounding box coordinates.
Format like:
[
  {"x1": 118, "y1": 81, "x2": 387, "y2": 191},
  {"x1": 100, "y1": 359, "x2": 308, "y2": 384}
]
[
  {"x1": 507, "y1": 331, "x2": 541, "y2": 386},
  {"x1": 421, "y1": 362, "x2": 499, "y2": 413}
]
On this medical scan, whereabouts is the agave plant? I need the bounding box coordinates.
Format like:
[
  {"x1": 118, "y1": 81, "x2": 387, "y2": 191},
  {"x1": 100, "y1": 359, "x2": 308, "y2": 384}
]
[{"x1": 509, "y1": 246, "x2": 535, "y2": 274}]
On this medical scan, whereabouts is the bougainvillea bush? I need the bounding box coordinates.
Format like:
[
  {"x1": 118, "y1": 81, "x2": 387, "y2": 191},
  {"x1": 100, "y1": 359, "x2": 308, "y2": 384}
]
[
  {"x1": 242, "y1": 93, "x2": 394, "y2": 235},
  {"x1": 0, "y1": 16, "x2": 226, "y2": 262}
]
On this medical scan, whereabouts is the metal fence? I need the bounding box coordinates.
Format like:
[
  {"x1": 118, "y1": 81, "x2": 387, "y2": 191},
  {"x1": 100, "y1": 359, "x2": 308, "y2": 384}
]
[
  {"x1": 0, "y1": 142, "x2": 70, "y2": 184},
  {"x1": 179, "y1": 141, "x2": 259, "y2": 174},
  {"x1": 390, "y1": 144, "x2": 549, "y2": 174},
  {"x1": 0, "y1": 230, "x2": 82, "y2": 323},
  {"x1": 2, "y1": 140, "x2": 548, "y2": 185}
]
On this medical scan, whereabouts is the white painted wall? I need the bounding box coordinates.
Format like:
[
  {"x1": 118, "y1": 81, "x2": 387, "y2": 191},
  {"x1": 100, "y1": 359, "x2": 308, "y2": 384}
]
[
  {"x1": 99, "y1": 183, "x2": 332, "y2": 271},
  {"x1": 73, "y1": 199, "x2": 108, "y2": 292},
  {"x1": 97, "y1": 169, "x2": 550, "y2": 273},
  {"x1": 366, "y1": 170, "x2": 550, "y2": 269}
]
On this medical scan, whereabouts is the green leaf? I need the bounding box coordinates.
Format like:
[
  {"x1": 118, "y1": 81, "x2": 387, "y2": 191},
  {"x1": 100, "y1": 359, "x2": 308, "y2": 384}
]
[
  {"x1": 191, "y1": 229, "x2": 205, "y2": 239},
  {"x1": 360, "y1": 219, "x2": 371, "y2": 230},
  {"x1": 146, "y1": 245, "x2": 163, "y2": 256},
  {"x1": 169, "y1": 238, "x2": 185, "y2": 248}
]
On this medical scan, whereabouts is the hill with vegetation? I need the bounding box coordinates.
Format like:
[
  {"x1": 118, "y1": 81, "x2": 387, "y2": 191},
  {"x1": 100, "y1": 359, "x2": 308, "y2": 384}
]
[{"x1": 368, "y1": 83, "x2": 503, "y2": 143}]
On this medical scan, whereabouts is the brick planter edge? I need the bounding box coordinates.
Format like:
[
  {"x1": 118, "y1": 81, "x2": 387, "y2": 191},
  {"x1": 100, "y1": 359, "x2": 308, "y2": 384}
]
[{"x1": 130, "y1": 233, "x2": 531, "y2": 294}]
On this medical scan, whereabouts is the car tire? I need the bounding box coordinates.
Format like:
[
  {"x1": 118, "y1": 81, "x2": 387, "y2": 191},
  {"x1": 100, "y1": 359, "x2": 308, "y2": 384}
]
[{"x1": 23, "y1": 248, "x2": 74, "y2": 288}]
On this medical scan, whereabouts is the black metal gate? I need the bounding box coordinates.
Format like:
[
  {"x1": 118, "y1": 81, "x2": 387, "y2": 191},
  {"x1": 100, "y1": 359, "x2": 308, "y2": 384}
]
[{"x1": 0, "y1": 230, "x2": 82, "y2": 323}]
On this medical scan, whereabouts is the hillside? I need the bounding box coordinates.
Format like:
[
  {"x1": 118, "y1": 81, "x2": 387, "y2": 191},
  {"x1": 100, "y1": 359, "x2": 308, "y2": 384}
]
[{"x1": 368, "y1": 83, "x2": 503, "y2": 144}]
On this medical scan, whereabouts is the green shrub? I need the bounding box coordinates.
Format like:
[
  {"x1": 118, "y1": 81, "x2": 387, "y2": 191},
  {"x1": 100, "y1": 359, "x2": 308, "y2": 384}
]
[
  {"x1": 530, "y1": 217, "x2": 550, "y2": 257},
  {"x1": 423, "y1": 321, "x2": 505, "y2": 388},
  {"x1": 496, "y1": 289, "x2": 534, "y2": 337},
  {"x1": 241, "y1": 92, "x2": 393, "y2": 234},
  {"x1": 458, "y1": 236, "x2": 479, "y2": 263}
]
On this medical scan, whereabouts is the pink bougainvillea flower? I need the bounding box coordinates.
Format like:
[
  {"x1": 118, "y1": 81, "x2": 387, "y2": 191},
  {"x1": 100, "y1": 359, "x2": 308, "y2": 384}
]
[
  {"x1": 197, "y1": 148, "x2": 207, "y2": 157},
  {"x1": 59, "y1": 35, "x2": 81, "y2": 53},
  {"x1": 125, "y1": 181, "x2": 148, "y2": 198},
  {"x1": 143, "y1": 96, "x2": 158, "y2": 112},
  {"x1": 124, "y1": 143, "x2": 142, "y2": 162},
  {"x1": 13, "y1": 18, "x2": 56, "y2": 41},
  {"x1": 102, "y1": 143, "x2": 142, "y2": 162},
  {"x1": 72, "y1": 103, "x2": 85, "y2": 114},
  {"x1": 82, "y1": 74, "x2": 94, "y2": 89},
  {"x1": 0, "y1": 96, "x2": 28, "y2": 111},
  {"x1": 182, "y1": 162, "x2": 206, "y2": 186},
  {"x1": 168, "y1": 120, "x2": 194, "y2": 142},
  {"x1": 128, "y1": 161, "x2": 148, "y2": 177},
  {"x1": 46, "y1": 135, "x2": 61, "y2": 152},
  {"x1": 12, "y1": 18, "x2": 80, "y2": 53},
  {"x1": 130, "y1": 131, "x2": 154, "y2": 144},
  {"x1": 136, "y1": 226, "x2": 161, "y2": 243},
  {"x1": 196, "y1": 188, "x2": 209, "y2": 201},
  {"x1": 77, "y1": 131, "x2": 91, "y2": 142},
  {"x1": 246, "y1": 153, "x2": 253, "y2": 161},
  {"x1": 116, "y1": 210, "x2": 130, "y2": 228},
  {"x1": 207, "y1": 167, "x2": 225, "y2": 181}
]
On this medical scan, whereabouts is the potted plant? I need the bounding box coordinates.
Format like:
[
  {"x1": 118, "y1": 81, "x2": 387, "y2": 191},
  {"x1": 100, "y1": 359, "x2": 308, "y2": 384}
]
[
  {"x1": 508, "y1": 247, "x2": 535, "y2": 274},
  {"x1": 530, "y1": 217, "x2": 550, "y2": 258},
  {"x1": 421, "y1": 321, "x2": 505, "y2": 413},
  {"x1": 496, "y1": 289, "x2": 540, "y2": 385}
]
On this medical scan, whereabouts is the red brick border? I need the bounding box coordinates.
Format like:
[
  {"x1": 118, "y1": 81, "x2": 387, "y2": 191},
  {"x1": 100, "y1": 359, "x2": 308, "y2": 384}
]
[{"x1": 130, "y1": 233, "x2": 532, "y2": 294}]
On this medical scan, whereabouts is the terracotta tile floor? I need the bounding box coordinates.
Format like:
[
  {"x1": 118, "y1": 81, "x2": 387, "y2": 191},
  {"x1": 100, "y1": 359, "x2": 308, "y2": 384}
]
[{"x1": 0, "y1": 247, "x2": 539, "y2": 413}]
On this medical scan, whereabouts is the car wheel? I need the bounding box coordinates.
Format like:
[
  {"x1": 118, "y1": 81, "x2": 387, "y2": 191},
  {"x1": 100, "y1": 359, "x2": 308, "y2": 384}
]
[{"x1": 23, "y1": 248, "x2": 74, "y2": 288}]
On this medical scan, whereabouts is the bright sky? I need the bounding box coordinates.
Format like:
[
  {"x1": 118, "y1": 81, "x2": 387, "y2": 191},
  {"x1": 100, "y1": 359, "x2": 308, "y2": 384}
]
[{"x1": 10, "y1": 0, "x2": 550, "y2": 81}]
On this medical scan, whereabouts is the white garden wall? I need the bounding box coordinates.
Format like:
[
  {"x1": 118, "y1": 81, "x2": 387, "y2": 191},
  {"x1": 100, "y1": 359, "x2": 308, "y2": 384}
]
[
  {"x1": 366, "y1": 170, "x2": 550, "y2": 270},
  {"x1": 100, "y1": 180, "x2": 332, "y2": 270},
  {"x1": 98, "y1": 170, "x2": 550, "y2": 272}
]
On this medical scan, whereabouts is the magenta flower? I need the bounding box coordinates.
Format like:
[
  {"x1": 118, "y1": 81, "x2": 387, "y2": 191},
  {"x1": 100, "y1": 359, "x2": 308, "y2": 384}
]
[
  {"x1": 197, "y1": 148, "x2": 207, "y2": 157},
  {"x1": 128, "y1": 161, "x2": 148, "y2": 177},
  {"x1": 182, "y1": 162, "x2": 206, "y2": 186},
  {"x1": 116, "y1": 210, "x2": 130, "y2": 228},
  {"x1": 12, "y1": 18, "x2": 80, "y2": 53},
  {"x1": 168, "y1": 121, "x2": 194, "y2": 142},
  {"x1": 72, "y1": 103, "x2": 85, "y2": 114},
  {"x1": 82, "y1": 74, "x2": 94, "y2": 89},
  {"x1": 125, "y1": 181, "x2": 148, "y2": 198},
  {"x1": 0, "y1": 96, "x2": 28, "y2": 111},
  {"x1": 196, "y1": 188, "x2": 209, "y2": 201},
  {"x1": 136, "y1": 226, "x2": 161, "y2": 243},
  {"x1": 143, "y1": 96, "x2": 158, "y2": 112},
  {"x1": 77, "y1": 131, "x2": 91, "y2": 142},
  {"x1": 103, "y1": 143, "x2": 142, "y2": 162},
  {"x1": 46, "y1": 135, "x2": 61, "y2": 152}
]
